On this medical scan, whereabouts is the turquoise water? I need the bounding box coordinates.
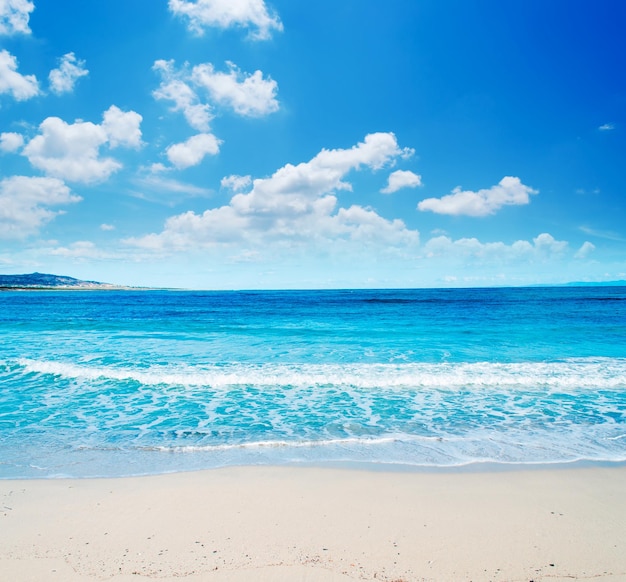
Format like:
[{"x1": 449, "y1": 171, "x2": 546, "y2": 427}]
[{"x1": 1, "y1": 287, "x2": 625, "y2": 478}]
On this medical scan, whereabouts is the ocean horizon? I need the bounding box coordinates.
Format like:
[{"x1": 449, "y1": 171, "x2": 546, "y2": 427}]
[{"x1": 1, "y1": 285, "x2": 625, "y2": 479}]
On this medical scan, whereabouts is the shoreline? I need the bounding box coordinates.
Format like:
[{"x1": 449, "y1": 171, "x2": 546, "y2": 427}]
[
  {"x1": 2, "y1": 464, "x2": 625, "y2": 581},
  {"x1": 5, "y1": 457, "x2": 626, "y2": 481}
]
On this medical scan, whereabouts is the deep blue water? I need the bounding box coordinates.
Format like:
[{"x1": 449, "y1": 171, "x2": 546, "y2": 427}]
[{"x1": 1, "y1": 287, "x2": 625, "y2": 478}]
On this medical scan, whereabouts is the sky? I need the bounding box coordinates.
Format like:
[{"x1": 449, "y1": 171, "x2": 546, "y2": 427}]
[{"x1": 0, "y1": 0, "x2": 625, "y2": 289}]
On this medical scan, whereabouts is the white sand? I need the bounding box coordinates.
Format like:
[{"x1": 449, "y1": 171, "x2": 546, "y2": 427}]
[{"x1": 1, "y1": 465, "x2": 626, "y2": 581}]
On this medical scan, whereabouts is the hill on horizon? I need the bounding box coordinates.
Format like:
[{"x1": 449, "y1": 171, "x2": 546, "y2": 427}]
[{"x1": 0, "y1": 272, "x2": 109, "y2": 288}]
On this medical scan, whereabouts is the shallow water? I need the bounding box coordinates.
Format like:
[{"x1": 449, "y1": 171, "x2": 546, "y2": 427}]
[{"x1": 1, "y1": 287, "x2": 625, "y2": 478}]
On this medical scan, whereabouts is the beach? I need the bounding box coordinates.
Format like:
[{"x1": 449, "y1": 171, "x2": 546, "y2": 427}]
[
  {"x1": 2, "y1": 464, "x2": 625, "y2": 581},
  {"x1": 2, "y1": 289, "x2": 625, "y2": 580}
]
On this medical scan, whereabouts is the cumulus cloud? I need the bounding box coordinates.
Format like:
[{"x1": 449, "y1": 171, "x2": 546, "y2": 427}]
[
  {"x1": 22, "y1": 117, "x2": 116, "y2": 183},
  {"x1": 423, "y1": 232, "x2": 568, "y2": 260},
  {"x1": 381, "y1": 169, "x2": 422, "y2": 194},
  {"x1": 126, "y1": 132, "x2": 419, "y2": 251},
  {"x1": 598, "y1": 123, "x2": 615, "y2": 131},
  {"x1": 100, "y1": 223, "x2": 115, "y2": 231},
  {"x1": 0, "y1": 49, "x2": 39, "y2": 100},
  {"x1": 153, "y1": 59, "x2": 279, "y2": 129},
  {"x1": 48, "y1": 53, "x2": 89, "y2": 95},
  {"x1": 22, "y1": 106, "x2": 143, "y2": 183},
  {"x1": 168, "y1": 0, "x2": 283, "y2": 40},
  {"x1": 191, "y1": 61, "x2": 278, "y2": 116},
  {"x1": 102, "y1": 105, "x2": 143, "y2": 148},
  {"x1": 0, "y1": 131, "x2": 24, "y2": 152},
  {"x1": 0, "y1": 0, "x2": 34, "y2": 35},
  {"x1": 574, "y1": 241, "x2": 595, "y2": 259},
  {"x1": 221, "y1": 174, "x2": 252, "y2": 191},
  {"x1": 531, "y1": 232, "x2": 568, "y2": 254},
  {"x1": 0, "y1": 175, "x2": 81, "y2": 238},
  {"x1": 166, "y1": 133, "x2": 221, "y2": 168},
  {"x1": 418, "y1": 176, "x2": 537, "y2": 216},
  {"x1": 153, "y1": 59, "x2": 213, "y2": 131}
]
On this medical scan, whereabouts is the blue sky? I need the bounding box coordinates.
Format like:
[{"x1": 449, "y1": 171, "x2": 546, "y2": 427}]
[{"x1": 1, "y1": 0, "x2": 625, "y2": 289}]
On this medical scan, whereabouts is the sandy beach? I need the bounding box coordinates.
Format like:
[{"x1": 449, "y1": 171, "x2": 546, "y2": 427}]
[{"x1": 1, "y1": 464, "x2": 625, "y2": 581}]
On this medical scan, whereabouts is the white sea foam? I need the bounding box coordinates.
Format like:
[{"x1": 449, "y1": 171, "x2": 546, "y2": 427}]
[
  {"x1": 64, "y1": 429, "x2": 626, "y2": 469},
  {"x1": 137, "y1": 436, "x2": 401, "y2": 453},
  {"x1": 4, "y1": 356, "x2": 625, "y2": 478},
  {"x1": 13, "y1": 357, "x2": 626, "y2": 390}
]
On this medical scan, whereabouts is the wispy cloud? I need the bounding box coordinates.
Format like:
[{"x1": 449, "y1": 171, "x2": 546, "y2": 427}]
[
  {"x1": 598, "y1": 123, "x2": 615, "y2": 131},
  {"x1": 579, "y1": 226, "x2": 626, "y2": 242},
  {"x1": 130, "y1": 173, "x2": 213, "y2": 206}
]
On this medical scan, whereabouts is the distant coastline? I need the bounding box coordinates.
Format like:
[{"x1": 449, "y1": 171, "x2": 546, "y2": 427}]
[
  {"x1": 1, "y1": 272, "x2": 625, "y2": 291},
  {"x1": 563, "y1": 280, "x2": 626, "y2": 287},
  {"x1": 0, "y1": 272, "x2": 145, "y2": 291}
]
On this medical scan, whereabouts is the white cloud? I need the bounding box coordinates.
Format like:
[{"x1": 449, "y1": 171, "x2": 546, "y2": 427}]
[
  {"x1": 418, "y1": 176, "x2": 537, "y2": 216},
  {"x1": 0, "y1": 175, "x2": 81, "y2": 238},
  {"x1": 575, "y1": 187, "x2": 601, "y2": 196},
  {"x1": 102, "y1": 105, "x2": 143, "y2": 148},
  {"x1": 153, "y1": 59, "x2": 278, "y2": 129},
  {"x1": 22, "y1": 117, "x2": 115, "y2": 183},
  {"x1": 48, "y1": 53, "x2": 89, "y2": 95},
  {"x1": 126, "y1": 132, "x2": 419, "y2": 251},
  {"x1": 153, "y1": 60, "x2": 213, "y2": 131},
  {"x1": 48, "y1": 240, "x2": 105, "y2": 259},
  {"x1": 168, "y1": 0, "x2": 283, "y2": 40},
  {"x1": 333, "y1": 205, "x2": 419, "y2": 246},
  {"x1": 381, "y1": 169, "x2": 422, "y2": 194},
  {"x1": 0, "y1": 131, "x2": 24, "y2": 152},
  {"x1": 192, "y1": 61, "x2": 278, "y2": 116},
  {"x1": 22, "y1": 106, "x2": 143, "y2": 183},
  {"x1": 221, "y1": 174, "x2": 252, "y2": 191},
  {"x1": 0, "y1": 49, "x2": 39, "y2": 100},
  {"x1": 131, "y1": 174, "x2": 213, "y2": 206},
  {"x1": 579, "y1": 226, "x2": 625, "y2": 242},
  {"x1": 100, "y1": 223, "x2": 115, "y2": 231},
  {"x1": 166, "y1": 133, "x2": 221, "y2": 168},
  {"x1": 574, "y1": 241, "x2": 595, "y2": 259},
  {"x1": 598, "y1": 123, "x2": 615, "y2": 131},
  {"x1": 423, "y1": 232, "x2": 568, "y2": 261},
  {"x1": 532, "y1": 232, "x2": 568, "y2": 255},
  {"x1": 0, "y1": 0, "x2": 34, "y2": 35},
  {"x1": 22, "y1": 120, "x2": 114, "y2": 183},
  {"x1": 148, "y1": 162, "x2": 168, "y2": 174}
]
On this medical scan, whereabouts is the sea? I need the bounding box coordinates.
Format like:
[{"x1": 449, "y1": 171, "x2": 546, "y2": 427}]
[{"x1": 1, "y1": 286, "x2": 625, "y2": 479}]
